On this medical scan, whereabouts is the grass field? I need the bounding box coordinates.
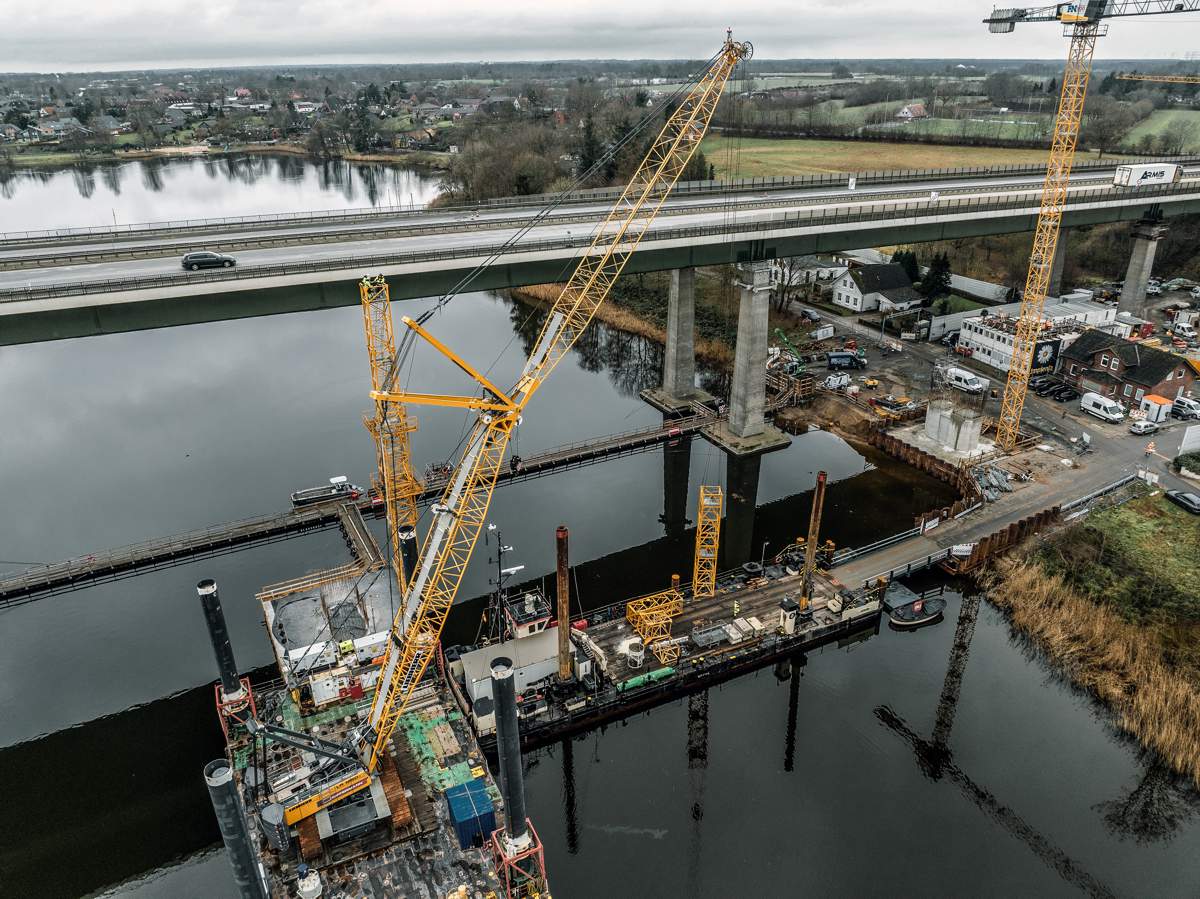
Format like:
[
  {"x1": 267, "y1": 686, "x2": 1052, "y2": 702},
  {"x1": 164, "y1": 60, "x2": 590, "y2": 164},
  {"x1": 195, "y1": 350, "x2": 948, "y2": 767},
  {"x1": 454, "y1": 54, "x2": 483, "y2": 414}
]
[
  {"x1": 701, "y1": 135, "x2": 1059, "y2": 177},
  {"x1": 1123, "y1": 108, "x2": 1200, "y2": 151}
]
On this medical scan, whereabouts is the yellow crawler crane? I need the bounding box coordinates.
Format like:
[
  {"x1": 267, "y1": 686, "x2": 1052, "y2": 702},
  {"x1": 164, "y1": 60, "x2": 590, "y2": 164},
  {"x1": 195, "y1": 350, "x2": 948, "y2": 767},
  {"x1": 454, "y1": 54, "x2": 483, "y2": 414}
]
[
  {"x1": 360, "y1": 275, "x2": 421, "y2": 592},
  {"x1": 277, "y1": 32, "x2": 753, "y2": 826},
  {"x1": 692, "y1": 485, "x2": 723, "y2": 598},
  {"x1": 985, "y1": 1, "x2": 1200, "y2": 450}
]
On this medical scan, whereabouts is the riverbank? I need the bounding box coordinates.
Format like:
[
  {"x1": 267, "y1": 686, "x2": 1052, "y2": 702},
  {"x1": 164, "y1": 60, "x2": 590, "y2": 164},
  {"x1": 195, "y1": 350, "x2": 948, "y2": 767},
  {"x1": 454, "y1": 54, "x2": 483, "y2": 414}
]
[
  {"x1": 0, "y1": 142, "x2": 452, "y2": 172},
  {"x1": 983, "y1": 493, "x2": 1200, "y2": 787},
  {"x1": 509, "y1": 282, "x2": 735, "y2": 369}
]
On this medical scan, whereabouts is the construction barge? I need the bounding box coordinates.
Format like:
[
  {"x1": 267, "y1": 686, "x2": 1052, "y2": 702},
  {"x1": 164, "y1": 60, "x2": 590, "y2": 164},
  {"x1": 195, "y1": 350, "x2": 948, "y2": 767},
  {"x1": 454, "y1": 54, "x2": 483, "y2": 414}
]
[
  {"x1": 444, "y1": 557, "x2": 885, "y2": 753},
  {"x1": 198, "y1": 571, "x2": 549, "y2": 899}
]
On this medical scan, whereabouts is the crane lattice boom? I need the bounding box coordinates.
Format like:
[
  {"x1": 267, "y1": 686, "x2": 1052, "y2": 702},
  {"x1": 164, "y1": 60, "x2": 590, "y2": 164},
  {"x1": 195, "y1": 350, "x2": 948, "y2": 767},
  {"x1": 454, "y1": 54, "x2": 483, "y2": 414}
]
[{"x1": 276, "y1": 33, "x2": 752, "y2": 822}]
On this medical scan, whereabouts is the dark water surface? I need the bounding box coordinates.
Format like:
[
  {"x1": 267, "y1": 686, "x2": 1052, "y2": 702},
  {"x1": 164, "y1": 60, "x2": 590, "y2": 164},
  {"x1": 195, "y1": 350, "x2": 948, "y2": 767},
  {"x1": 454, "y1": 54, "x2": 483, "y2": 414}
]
[{"x1": 1, "y1": 162, "x2": 1197, "y2": 898}]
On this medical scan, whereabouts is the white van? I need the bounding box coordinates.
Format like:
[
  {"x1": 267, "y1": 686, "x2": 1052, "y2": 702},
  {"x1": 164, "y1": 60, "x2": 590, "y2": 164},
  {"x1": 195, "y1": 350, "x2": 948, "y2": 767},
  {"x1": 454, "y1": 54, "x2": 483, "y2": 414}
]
[
  {"x1": 1080, "y1": 392, "x2": 1126, "y2": 423},
  {"x1": 1172, "y1": 396, "x2": 1200, "y2": 420},
  {"x1": 946, "y1": 367, "x2": 987, "y2": 394},
  {"x1": 1175, "y1": 322, "x2": 1198, "y2": 342}
]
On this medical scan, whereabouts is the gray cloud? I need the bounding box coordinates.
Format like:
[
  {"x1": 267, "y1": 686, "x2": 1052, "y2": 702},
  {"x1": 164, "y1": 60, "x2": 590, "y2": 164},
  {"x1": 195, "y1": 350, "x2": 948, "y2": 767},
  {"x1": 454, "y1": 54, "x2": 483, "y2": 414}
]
[{"x1": 0, "y1": 1, "x2": 1198, "y2": 71}]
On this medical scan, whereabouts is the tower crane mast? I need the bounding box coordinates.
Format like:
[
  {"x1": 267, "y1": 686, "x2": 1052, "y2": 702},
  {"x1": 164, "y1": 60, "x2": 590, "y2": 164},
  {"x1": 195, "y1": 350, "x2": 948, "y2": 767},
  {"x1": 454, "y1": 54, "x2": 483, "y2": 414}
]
[
  {"x1": 276, "y1": 31, "x2": 753, "y2": 825},
  {"x1": 985, "y1": 1, "x2": 1200, "y2": 450}
]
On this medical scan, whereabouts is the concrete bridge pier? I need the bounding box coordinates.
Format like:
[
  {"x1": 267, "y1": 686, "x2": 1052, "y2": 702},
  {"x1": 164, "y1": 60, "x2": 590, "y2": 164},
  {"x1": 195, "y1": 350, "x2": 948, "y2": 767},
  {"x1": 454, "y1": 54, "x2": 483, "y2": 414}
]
[
  {"x1": 703, "y1": 262, "x2": 789, "y2": 456},
  {"x1": 642, "y1": 268, "x2": 715, "y2": 415},
  {"x1": 1047, "y1": 229, "x2": 1068, "y2": 298},
  {"x1": 1119, "y1": 219, "x2": 1168, "y2": 314}
]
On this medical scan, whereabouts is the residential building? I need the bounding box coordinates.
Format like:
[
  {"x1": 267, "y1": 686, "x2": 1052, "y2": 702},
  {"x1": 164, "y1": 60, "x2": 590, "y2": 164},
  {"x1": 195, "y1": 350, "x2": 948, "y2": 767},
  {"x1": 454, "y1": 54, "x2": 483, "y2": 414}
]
[
  {"x1": 896, "y1": 103, "x2": 928, "y2": 121},
  {"x1": 831, "y1": 263, "x2": 922, "y2": 312},
  {"x1": 955, "y1": 297, "x2": 1119, "y2": 371},
  {"x1": 1060, "y1": 330, "x2": 1196, "y2": 405},
  {"x1": 0, "y1": 123, "x2": 18, "y2": 141}
]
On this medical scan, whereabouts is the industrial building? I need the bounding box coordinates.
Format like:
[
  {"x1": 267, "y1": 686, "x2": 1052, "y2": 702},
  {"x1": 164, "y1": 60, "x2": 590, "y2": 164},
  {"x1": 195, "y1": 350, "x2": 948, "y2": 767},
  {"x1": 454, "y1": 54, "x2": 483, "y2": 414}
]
[{"x1": 955, "y1": 295, "x2": 1121, "y2": 373}]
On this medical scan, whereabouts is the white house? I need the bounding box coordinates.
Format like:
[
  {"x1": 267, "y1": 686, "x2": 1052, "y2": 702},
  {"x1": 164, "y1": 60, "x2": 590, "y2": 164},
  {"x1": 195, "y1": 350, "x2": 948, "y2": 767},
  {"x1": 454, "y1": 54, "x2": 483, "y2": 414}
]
[
  {"x1": 896, "y1": 103, "x2": 929, "y2": 121},
  {"x1": 831, "y1": 263, "x2": 922, "y2": 313}
]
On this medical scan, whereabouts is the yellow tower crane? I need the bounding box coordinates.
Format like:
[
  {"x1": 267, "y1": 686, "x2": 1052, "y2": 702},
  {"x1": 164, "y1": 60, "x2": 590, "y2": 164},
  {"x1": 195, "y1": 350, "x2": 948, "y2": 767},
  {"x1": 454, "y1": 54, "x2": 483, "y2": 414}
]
[
  {"x1": 359, "y1": 276, "x2": 422, "y2": 592},
  {"x1": 272, "y1": 32, "x2": 753, "y2": 827},
  {"x1": 692, "y1": 485, "x2": 723, "y2": 598},
  {"x1": 985, "y1": 1, "x2": 1200, "y2": 451},
  {"x1": 1117, "y1": 71, "x2": 1200, "y2": 84}
]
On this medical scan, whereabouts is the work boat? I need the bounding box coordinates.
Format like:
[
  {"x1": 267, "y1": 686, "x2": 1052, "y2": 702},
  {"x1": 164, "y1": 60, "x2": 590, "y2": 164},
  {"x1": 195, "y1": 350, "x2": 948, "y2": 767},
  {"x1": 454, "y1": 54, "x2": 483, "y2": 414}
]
[{"x1": 290, "y1": 475, "x2": 362, "y2": 507}]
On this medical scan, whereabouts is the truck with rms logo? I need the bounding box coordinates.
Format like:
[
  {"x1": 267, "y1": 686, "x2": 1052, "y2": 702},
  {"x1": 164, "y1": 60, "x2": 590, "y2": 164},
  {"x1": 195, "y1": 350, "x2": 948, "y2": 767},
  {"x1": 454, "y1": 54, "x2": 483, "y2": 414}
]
[{"x1": 1113, "y1": 163, "x2": 1183, "y2": 189}]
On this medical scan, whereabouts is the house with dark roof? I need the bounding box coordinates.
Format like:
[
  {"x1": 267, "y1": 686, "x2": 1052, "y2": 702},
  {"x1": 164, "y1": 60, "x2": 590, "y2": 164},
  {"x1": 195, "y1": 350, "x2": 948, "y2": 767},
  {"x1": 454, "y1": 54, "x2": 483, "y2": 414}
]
[
  {"x1": 1060, "y1": 329, "x2": 1196, "y2": 405},
  {"x1": 831, "y1": 263, "x2": 922, "y2": 312}
]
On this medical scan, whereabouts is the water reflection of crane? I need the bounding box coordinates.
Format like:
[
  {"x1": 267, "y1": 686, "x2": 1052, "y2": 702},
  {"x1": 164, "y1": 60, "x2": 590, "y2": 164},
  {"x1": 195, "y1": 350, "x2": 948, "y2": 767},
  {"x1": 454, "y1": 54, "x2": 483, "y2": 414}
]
[
  {"x1": 875, "y1": 591, "x2": 1117, "y2": 899},
  {"x1": 685, "y1": 690, "x2": 709, "y2": 898}
]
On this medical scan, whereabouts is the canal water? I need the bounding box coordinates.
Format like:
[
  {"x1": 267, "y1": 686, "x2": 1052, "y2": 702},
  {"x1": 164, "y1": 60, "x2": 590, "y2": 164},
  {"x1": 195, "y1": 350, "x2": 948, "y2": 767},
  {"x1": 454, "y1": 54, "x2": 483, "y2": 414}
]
[
  {"x1": 0, "y1": 154, "x2": 441, "y2": 231},
  {"x1": 1, "y1": 157, "x2": 1197, "y2": 898}
]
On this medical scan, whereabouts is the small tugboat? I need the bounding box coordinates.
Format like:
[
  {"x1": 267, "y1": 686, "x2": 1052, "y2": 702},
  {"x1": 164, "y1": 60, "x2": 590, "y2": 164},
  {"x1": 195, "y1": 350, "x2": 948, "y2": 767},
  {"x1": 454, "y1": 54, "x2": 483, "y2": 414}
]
[
  {"x1": 290, "y1": 474, "x2": 362, "y2": 507},
  {"x1": 888, "y1": 595, "x2": 947, "y2": 630}
]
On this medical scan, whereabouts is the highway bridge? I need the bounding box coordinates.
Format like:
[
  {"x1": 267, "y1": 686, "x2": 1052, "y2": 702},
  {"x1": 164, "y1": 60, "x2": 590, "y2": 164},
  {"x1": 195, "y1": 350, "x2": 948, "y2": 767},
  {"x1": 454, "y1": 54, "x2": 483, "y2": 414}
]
[{"x1": 3, "y1": 156, "x2": 1200, "y2": 344}]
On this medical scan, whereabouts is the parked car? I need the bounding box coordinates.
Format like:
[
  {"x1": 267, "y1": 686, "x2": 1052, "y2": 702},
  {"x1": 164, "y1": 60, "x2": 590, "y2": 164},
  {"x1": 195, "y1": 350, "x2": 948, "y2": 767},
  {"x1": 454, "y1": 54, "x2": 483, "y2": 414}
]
[
  {"x1": 1029, "y1": 374, "x2": 1056, "y2": 389},
  {"x1": 1035, "y1": 380, "x2": 1063, "y2": 397},
  {"x1": 1129, "y1": 419, "x2": 1160, "y2": 435},
  {"x1": 800, "y1": 309, "x2": 821, "y2": 322},
  {"x1": 1190, "y1": 286, "x2": 1200, "y2": 299},
  {"x1": 1171, "y1": 396, "x2": 1200, "y2": 420},
  {"x1": 1147, "y1": 283, "x2": 1163, "y2": 296},
  {"x1": 181, "y1": 251, "x2": 236, "y2": 271},
  {"x1": 1051, "y1": 386, "x2": 1079, "y2": 402},
  {"x1": 941, "y1": 330, "x2": 960, "y2": 347},
  {"x1": 1165, "y1": 490, "x2": 1200, "y2": 515}
]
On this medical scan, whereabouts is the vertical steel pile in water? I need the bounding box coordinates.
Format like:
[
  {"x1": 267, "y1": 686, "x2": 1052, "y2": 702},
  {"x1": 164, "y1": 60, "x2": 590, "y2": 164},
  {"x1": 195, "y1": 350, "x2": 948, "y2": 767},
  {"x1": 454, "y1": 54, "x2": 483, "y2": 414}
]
[
  {"x1": 197, "y1": 578, "x2": 243, "y2": 699},
  {"x1": 204, "y1": 759, "x2": 267, "y2": 899},
  {"x1": 490, "y1": 656, "x2": 530, "y2": 849},
  {"x1": 556, "y1": 526, "x2": 571, "y2": 683}
]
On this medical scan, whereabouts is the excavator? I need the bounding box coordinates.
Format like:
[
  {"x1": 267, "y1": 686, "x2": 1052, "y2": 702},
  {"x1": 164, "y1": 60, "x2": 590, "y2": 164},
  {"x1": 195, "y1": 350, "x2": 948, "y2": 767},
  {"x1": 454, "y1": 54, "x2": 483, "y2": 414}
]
[{"x1": 254, "y1": 31, "x2": 754, "y2": 831}]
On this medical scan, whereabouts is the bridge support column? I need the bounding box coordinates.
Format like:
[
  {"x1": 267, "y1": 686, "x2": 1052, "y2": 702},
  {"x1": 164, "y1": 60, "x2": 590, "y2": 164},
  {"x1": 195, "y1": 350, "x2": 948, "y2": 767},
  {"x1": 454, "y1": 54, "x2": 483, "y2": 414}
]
[
  {"x1": 703, "y1": 263, "x2": 789, "y2": 456},
  {"x1": 1047, "y1": 229, "x2": 1068, "y2": 298},
  {"x1": 1119, "y1": 219, "x2": 1167, "y2": 315},
  {"x1": 643, "y1": 268, "x2": 714, "y2": 415}
]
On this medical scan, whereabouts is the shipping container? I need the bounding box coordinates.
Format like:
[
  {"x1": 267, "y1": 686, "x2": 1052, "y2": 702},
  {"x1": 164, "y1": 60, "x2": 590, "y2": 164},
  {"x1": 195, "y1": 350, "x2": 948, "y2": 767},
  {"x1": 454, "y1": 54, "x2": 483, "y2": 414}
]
[
  {"x1": 1113, "y1": 163, "x2": 1182, "y2": 188},
  {"x1": 445, "y1": 777, "x2": 496, "y2": 850}
]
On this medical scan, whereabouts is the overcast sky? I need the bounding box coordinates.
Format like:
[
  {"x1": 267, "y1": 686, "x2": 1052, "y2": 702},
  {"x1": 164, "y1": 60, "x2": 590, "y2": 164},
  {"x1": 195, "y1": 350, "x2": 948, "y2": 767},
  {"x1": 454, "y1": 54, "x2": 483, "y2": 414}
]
[{"x1": 3, "y1": 1, "x2": 1200, "y2": 72}]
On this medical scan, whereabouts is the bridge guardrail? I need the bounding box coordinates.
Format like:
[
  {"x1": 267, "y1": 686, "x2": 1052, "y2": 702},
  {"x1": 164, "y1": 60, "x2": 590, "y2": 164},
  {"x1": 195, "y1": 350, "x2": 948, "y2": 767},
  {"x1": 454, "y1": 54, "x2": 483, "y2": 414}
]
[
  {"x1": 6, "y1": 177, "x2": 1200, "y2": 304},
  {"x1": 3, "y1": 153, "x2": 1196, "y2": 246}
]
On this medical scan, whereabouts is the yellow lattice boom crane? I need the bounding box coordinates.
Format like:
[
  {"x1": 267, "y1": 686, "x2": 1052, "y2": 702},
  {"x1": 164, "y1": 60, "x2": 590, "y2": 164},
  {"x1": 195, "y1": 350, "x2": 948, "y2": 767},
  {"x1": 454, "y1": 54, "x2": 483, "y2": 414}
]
[
  {"x1": 360, "y1": 276, "x2": 422, "y2": 592},
  {"x1": 985, "y1": 1, "x2": 1200, "y2": 451},
  {"x1": 276, "y1": 31, "x2": 753, "y2": 826}
]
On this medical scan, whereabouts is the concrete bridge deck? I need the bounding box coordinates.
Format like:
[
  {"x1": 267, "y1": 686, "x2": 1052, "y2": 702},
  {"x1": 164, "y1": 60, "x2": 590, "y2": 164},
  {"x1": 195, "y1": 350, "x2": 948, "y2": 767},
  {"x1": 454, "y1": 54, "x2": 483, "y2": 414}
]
[{"x1": 5, "y1": 159, "x2": 1200, "y2": 344}]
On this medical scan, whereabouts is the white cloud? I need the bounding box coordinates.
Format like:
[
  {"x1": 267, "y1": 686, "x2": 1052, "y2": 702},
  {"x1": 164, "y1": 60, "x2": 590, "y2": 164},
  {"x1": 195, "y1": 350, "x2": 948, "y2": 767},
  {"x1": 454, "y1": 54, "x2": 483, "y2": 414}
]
[{"x1": 0, "y1": 1, "x2": 1197, "y2": 70}]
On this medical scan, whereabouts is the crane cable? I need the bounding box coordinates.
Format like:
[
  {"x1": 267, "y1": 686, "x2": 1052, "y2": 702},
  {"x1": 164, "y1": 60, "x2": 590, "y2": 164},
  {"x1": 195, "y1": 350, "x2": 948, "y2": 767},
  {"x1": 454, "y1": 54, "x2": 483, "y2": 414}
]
[{"x1": 383, "y1": 47, "x2": 729, "y2": 392}]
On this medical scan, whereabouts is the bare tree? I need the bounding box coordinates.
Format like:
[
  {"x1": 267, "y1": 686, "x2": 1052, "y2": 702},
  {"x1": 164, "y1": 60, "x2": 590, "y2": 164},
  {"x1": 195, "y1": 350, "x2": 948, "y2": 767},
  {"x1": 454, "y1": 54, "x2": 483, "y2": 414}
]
[{"x1": 771, "y1": 257, "x2": 808, "y2": 312}]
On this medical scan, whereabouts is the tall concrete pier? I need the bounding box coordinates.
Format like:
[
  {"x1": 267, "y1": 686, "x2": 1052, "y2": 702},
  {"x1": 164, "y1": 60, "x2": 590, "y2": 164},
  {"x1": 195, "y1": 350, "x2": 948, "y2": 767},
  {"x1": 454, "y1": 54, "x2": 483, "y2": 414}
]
[
  {"x1": 643, "y1": 267, "x2": 714, "y2": 414},
  {"x1": 703, "y1": 262, "x2": 789, "y2": 456},
  {"x1": 1119, "y1": 219, "x2": 1167, "y2": 314}
]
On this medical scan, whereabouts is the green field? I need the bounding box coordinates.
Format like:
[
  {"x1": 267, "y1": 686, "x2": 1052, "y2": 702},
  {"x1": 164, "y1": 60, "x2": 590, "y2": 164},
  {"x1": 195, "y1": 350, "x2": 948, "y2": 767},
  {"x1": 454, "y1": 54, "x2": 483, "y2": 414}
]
[
  {"x1": 881, "y1": 114, "x2": 1052, "y2": 143},
  {"x1": 1122, "y1": 108, "x2": 1200, "y2": 151},
  {"x1": 701, "y1": 135, "x2": 1059, "y2": 177}
]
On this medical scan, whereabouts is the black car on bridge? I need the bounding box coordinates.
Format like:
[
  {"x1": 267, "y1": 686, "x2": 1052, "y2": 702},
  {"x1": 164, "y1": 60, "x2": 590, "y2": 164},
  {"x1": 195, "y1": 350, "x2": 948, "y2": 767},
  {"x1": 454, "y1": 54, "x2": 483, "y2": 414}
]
[{"x1": 181, "y1": 251, "x2": 237, "y2": 271}]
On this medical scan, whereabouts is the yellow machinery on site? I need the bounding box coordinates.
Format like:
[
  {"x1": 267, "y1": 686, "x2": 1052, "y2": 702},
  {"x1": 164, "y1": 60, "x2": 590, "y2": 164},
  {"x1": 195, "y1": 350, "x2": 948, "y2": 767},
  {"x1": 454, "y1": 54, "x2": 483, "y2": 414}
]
[
  {"x1": 273, "y1": 31, "x2": 754, "y2": 828},
  {"x1": 984, "y1": 1, "x2": 1200, "y2": 451}
]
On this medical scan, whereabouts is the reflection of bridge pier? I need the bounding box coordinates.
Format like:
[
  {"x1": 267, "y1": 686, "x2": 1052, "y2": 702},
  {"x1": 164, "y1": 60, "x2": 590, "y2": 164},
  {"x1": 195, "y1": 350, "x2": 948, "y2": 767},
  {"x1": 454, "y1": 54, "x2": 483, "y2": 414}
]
[
  {"x1": 660, "y1": 431, "x2": 693, "y2": 537},
  {"x1": 722, "y1": 453, "x2": 762, "y2": 569},
  {"x1": 684, "y1": 689, "x2": 709, "y2": 898}
]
